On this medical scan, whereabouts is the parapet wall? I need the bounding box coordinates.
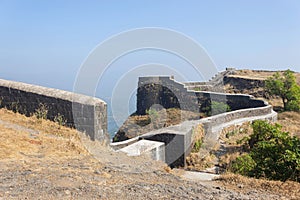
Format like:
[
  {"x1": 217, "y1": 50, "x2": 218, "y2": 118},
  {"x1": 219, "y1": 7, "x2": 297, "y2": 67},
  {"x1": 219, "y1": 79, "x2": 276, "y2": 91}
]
[
  {"x1": 115, "y1": 75, "x2": 277, "y2": 168},
  {"x1": 137, "y1": 76, "x2": 266, "y2": 115},
  {"x1": 200, "y1": 105, "x2": 276, "y2": 134},
  {"x1": 0, "y1": 78, "x2": 108, "y2": 142},
  {"x1": 137, "y1": 103, "x2": 276, "y2": 168}
]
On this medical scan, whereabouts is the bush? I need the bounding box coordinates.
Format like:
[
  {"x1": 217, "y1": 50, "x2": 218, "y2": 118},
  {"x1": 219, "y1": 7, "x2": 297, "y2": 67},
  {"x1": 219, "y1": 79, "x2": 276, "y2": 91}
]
[
  {"x1": 286, "y1": 100, "x2": 300, "y2": 112},
  {"x1": 231, "y1": 154, "x2": 256, "y2": 176},
  {"x1": 231, "y1": 120, "x2": 300, "y2": 182}
]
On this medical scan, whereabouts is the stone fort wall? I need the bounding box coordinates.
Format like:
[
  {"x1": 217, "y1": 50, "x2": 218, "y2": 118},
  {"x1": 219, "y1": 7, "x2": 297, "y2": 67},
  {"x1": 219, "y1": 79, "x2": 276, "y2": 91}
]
[
  {"x1": 115, "y1": 75, "x2": 277, "y2": 167},
  {"x1": 0, "y1": 78, "x2": 108, "y2": 142},
  {"x1": 137, "y1": 76, "x2": 266, "y2": 115}
]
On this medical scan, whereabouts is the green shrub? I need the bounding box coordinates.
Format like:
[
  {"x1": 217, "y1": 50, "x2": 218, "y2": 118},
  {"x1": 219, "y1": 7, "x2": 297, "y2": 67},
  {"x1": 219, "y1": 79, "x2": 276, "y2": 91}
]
[
  {"x1": 231, "y1": 154, "x2": 256, "y2": 176},
  {"x1": 286, "y1": 100, "x2": 300, "y2": 112},
  {"x1": 231, "y1": 120, "x2": 300, "y2": 182}
]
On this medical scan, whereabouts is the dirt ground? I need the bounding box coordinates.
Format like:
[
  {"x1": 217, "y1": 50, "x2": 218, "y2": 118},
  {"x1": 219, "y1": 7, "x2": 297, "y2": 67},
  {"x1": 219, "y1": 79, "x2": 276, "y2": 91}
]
[
  {"x1": 232, "y1": 69, "x2": 300, "y2": 83},
  {"x1": 0, "y1": 109, "x2": 299, "y2": 199}
]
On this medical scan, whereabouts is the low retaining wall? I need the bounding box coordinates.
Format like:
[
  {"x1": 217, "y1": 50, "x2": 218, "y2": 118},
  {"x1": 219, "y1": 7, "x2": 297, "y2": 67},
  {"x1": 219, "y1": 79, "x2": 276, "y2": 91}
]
[
  {"x1": 125, "y1": 101, "x2": 277, "y2": 168},
  {"x1": 198, "y1": 105, "x2": 277, "y2": 157},
  {"x1": 0, "y1": 79, "x2": 108, "y2": 142},
  {"x1": 201, "y1": 105, "x2": 274, "y2": 128}
]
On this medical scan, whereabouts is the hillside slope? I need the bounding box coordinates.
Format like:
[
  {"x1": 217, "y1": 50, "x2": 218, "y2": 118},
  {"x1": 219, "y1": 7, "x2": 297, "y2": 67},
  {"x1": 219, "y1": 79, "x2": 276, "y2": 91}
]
[{"x1": 1, "y1": 108, "x2": 299, "y2": 199}]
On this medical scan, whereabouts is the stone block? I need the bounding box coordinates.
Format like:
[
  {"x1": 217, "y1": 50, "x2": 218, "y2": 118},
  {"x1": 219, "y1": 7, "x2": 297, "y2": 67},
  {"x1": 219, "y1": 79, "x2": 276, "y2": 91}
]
[
  {"x1": 118, "y1": 139, "x2": 165, "y2": 162},
  {"x1": 141, "y1": 129, "x2": 193, "y2": 168}
]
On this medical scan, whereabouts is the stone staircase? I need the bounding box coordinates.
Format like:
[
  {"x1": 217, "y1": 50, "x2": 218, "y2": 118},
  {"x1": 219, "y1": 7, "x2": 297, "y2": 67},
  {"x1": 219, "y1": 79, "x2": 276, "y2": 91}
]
[{"x1": 183, "y1": 68, "x2": 236, "y2": 92}]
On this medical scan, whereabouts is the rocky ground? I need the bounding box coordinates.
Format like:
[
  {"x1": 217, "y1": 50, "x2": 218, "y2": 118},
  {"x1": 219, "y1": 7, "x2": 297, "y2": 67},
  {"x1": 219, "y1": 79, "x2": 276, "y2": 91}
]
[
  {"x1": 1, "y1": 156, "x2": 294, "y2": 200},
  {"x1": 0, "y1": 109, "x2": 299, "y2": 199}
]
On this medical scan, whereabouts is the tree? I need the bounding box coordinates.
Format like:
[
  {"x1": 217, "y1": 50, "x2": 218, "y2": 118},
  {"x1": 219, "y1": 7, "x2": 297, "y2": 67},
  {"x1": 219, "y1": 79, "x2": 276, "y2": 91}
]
[{"x1": 265, "y1": 69, "x2": 300, "y2": 111}]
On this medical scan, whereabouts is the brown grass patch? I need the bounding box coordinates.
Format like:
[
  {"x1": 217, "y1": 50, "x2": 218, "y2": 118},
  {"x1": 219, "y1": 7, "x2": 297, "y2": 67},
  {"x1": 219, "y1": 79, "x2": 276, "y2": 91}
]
[
  {"x1": 115, "y1": 108, "x2": 204, "y2": 141},
  {"x1": 0, "y1": 108, "x2": 88, "y2": 161},
  {"x1": 233, "y1": 70, "x2": 300, "y2": 84},
  {"x1": 278, "y1": 111, "x2": 300, "y2": 138},
  {"x1": 216, "y1": 173, "x2": 300, "y2": 200},
  {"x1": 186, "y1": 153, "x2": 216, "y2": 171}
]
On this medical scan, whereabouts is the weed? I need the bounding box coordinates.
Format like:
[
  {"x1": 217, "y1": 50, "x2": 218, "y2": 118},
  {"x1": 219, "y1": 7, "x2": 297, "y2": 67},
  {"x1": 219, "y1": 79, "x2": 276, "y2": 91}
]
[
  {"x1": 54, "y1": 113, "x2": 67, "y2": 127},
  {"x1": 226, "y1": 130, "x2": 238, "y2": 138},
  {"x1": 146, "y1": 108, "x2": 159, "y2": 119},
  {"x1": 10, "y1": 101, "x2": 20, "y2": 113},
  {"x1": 34, "y1": 103, "x2": 48, "y2": 120},
  {"x1": 0, "y1": 97, "x2": 3, "y2": 107},
  {"x1": 192, "y1": 139, "x2": 203, "y2": 153},
  {"x1": 193, "y1": 87, "x2": 201, "y2": 91}
]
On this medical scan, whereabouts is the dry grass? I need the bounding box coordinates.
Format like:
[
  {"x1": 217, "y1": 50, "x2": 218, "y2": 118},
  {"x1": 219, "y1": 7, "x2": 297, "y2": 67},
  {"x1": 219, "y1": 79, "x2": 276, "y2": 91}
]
[
  {"x1": 115, "y1": 108, "x2": 204, "y2": 140},
  {"x1": 190, "y1": 122, "x2": 253, "y2": 171},
  {"x1": 230, "y1": 70, "x2": 276, "y2": 80},
  {"x1": 216, "y1": 173, "x2": 300, "y2": 200},
  {"x1": 0, "y1": 124, "x2": 41, "y2": 159},
  {"x1": 278, "y1": 111, "x2": 300, "y2": 138},
  {"x1": 191, "y1": 124, "x2": 204, "y2": 150},
  {"x1": 267, "y1": 97, "x2": 284, "y2": 110},
  {"x1": 0, "y1": 108, "x2": 88, "y2": 161},
  {"x1": 186, "y1": 153, "x2": 216, "y2": 171},
  {"x1": 0, "y1": 108, "x2": 80, "y2": 139},
  {"x1": 232, "y1": 69, "x2": 300, "y2": 84}
]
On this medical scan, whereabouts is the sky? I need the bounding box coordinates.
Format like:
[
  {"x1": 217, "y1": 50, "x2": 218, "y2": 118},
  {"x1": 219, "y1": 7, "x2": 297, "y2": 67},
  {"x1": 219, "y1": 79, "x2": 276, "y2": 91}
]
[{"x1": 1, "y1": 0, "x2": 300, "y2": 134}]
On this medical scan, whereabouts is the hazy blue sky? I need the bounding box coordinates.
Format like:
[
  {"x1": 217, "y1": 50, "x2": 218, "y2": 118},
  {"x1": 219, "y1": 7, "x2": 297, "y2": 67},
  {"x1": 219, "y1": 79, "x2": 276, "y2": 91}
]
[{"x1": 1, "y1": 0, "x2": 300, "y2": 90}]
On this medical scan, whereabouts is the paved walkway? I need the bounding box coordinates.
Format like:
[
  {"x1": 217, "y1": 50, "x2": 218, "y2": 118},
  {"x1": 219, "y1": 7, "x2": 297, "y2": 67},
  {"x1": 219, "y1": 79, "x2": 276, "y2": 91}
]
[{"x1": 181, "y1": 170, "x2": 220, "y2": 181}]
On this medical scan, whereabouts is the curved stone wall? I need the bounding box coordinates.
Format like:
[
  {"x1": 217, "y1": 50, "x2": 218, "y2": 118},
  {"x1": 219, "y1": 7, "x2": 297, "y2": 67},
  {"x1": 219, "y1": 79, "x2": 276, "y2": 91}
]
[{"x1": 138, "y1": 103, "x2": 276, "y2": 167}]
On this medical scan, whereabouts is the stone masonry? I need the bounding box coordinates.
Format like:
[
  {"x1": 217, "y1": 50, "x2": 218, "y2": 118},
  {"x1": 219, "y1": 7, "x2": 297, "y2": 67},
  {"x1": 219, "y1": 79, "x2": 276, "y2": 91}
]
[
  {"x1": 0, "y1": 78, "x2": 108, "y2": 142},
  {"x1": 137, "y1": 76, "x2": 266, "y2": 115}
]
